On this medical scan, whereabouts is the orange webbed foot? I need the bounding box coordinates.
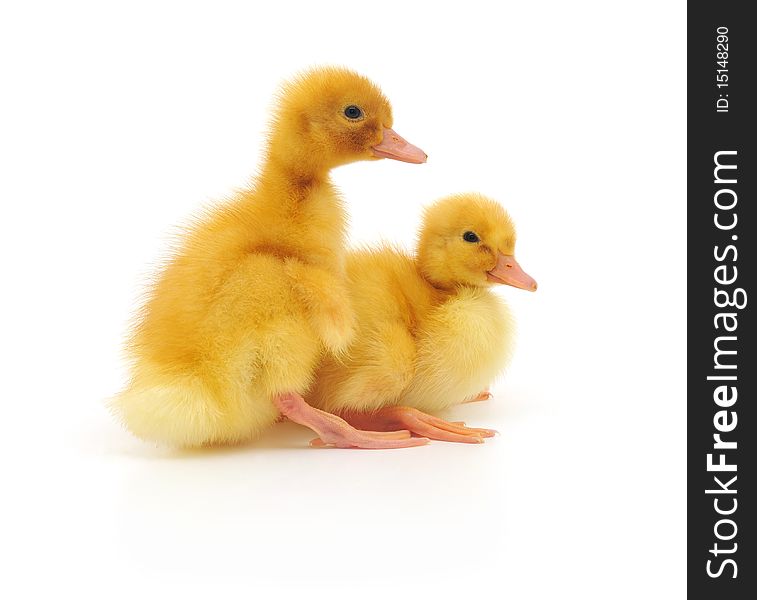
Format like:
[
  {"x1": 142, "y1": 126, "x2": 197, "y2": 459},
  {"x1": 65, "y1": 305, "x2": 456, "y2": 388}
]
[
  {"x1": 274, "y1": 392, "x2": 428, "y2": 449},
  {"x1": 344, "y1": 406, "x2": 497, "y2": 444}
]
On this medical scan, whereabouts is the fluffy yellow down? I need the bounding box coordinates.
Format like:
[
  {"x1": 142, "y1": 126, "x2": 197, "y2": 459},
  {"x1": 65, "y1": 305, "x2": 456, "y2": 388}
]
[
  {"x1": 307, "y1": 193, "x2": 517, "y2": 415},
  {"x1": 111, "y1": 67, "x2": 399, "y2": 447}
]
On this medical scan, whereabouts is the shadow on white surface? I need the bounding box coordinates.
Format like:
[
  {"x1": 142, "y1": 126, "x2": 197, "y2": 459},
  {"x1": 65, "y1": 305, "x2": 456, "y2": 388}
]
[{"x1": 83, "y1": 394, "x2": 518, "y2": 598}]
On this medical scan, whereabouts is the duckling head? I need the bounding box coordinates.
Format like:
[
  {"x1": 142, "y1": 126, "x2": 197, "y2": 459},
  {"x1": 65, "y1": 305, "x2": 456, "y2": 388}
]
[
  {"x1": 416, "y1": 193, "x2": 537, "y2": 292},
  {"x1": 267, "y1": 66, "x2": 426, "y2": 174}
]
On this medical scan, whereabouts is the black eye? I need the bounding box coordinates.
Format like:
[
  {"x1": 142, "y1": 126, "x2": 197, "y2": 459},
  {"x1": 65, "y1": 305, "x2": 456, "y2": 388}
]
[
  {"x1": 344, "y1": 105, "x2": 363, "y2": 120},
  {"x1": 463, "y1": 231, "x2": 479, "y2": 243}
]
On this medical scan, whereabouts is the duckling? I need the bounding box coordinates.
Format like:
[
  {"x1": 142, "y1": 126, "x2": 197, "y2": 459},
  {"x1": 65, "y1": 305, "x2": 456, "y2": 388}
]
[
  {"x1": 306, "y1": 193, "x2": 536, "y2": 445},
  {"x1": 111, "y1": 67, "x2": 428, "y2": 449}
]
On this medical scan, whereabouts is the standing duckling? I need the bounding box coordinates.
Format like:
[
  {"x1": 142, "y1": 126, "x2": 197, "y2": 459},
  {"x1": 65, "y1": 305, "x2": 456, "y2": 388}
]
[
  {"x1": 306, "y1": 193, "x2": 536, "y2": 445},
  {"x1": 112, "y1": 67, "x2": 428, "y2": 449}
]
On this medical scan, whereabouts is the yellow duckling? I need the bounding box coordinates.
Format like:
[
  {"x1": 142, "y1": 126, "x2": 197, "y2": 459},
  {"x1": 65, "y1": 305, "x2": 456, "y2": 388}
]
[
  {"x1": 306, "y1": 193, "x2": 537, "y2": 445},
  {"x1": 112, "y1": 67, "x2": 428, "y2": 449}
]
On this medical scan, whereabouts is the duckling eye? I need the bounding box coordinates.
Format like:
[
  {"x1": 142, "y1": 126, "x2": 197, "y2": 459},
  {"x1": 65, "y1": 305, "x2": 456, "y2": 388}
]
[
  {"x1": 344, "y1": 105, "x2": 363, "y2": 120},
  {"x1": 463, "y1": 231, "x2": 480, "y2": 243}
]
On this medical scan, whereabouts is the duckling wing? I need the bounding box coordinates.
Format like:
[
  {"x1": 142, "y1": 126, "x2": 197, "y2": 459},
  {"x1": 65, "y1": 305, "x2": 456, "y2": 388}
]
[{"x1": 308, "y1": 320, "x2": 416, "y2": 414}]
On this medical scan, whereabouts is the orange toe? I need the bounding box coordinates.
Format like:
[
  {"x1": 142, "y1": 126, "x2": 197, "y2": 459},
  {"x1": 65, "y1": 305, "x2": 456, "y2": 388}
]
[
  {"x1": 275, "y1": 392, "x2": 428, "y2": 450},
  {"x1": 342, "y1": 406, "x2": 497, "y2": 445}
]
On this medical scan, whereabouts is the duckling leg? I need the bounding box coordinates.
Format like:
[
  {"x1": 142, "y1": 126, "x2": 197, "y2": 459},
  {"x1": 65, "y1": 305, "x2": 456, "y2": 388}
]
[
  {"x1": 342, "y1": 407, "x2": 497, "y2": 444},
  {"x1": 274, "y1": 393, "x2": 429, "y2": 449}
]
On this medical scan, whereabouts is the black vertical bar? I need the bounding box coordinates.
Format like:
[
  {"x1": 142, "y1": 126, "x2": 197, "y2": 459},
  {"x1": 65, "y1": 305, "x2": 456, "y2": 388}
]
[{"x1": 688, "y1": 2, "x2": 755, "y2": 597}]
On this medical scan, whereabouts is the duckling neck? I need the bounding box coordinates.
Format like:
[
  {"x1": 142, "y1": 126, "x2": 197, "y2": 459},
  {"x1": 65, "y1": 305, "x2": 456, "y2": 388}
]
[
  {"x1": 414, "y1": 269, "x2": 457, "y2": 303},
  {"x1": 421, "y1": 273, "x2": 488, "y2": 305},
  {"x1": 262, "y1": 127, "x2": 333, "y2": 184},
  {"x1": 259, "y1": 153, "x2": 330, "y2": 194},
  {"x1": 432, "y1": 283, "x2": 467, "y2": 304},
  {"x1": 251, "y1": 155, "x2": 345, "y2": 269}
]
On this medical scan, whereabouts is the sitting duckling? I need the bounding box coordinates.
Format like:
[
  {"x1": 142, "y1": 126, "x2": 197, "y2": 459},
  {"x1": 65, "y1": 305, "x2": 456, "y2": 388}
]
[
  {"x1": 306, "y1": 193, "x2": 536, "y2": 445},
  {"x1": 111, "y1": 67, "x2": 428, "y2": 449}
]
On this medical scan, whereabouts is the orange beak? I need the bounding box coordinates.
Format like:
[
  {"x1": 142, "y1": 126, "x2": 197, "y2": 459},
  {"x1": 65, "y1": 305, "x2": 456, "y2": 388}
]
[
  {"x1": 486, "y1": 253, "x2": 537, "y2": 291},
  {"x1": 371, "y1": 127, "x2": 427, "y2": 164}
]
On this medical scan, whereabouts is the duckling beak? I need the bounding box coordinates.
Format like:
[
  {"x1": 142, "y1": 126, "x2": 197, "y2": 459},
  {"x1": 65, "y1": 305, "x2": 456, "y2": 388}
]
[
  {"x1": 371, "y1": 127, "x2": 427, "y2": 164},
  {"x1": 487, "y1": 253, "x2": 538, "y2": 291}
]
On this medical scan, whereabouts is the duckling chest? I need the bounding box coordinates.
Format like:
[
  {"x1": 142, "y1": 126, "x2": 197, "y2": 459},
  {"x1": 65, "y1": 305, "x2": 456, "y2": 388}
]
[
  {"x1": 435, "y1": 290, "x2": 511, "y2": 367},
  {"x1": 407, "y1": 289, "x2": 514, "y2": 409}
]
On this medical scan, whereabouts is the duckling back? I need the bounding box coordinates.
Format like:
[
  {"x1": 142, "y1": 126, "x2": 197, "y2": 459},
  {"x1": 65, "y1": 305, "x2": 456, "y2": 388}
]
[
  {"x1": 113, "y1": 197, "x2": 328, "y2": 447},
  {"x1": 306, "y1": 246, "x2": 427, "y2": 414}
]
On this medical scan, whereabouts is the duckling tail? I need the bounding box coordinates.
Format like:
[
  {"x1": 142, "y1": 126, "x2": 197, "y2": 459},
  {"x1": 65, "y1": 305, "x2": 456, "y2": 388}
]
[{"x1": 109, "y1": 375, "x2": 220, "y2": 447}]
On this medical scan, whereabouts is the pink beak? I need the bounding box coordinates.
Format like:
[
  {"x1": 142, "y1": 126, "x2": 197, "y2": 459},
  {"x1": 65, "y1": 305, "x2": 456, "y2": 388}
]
[
  {"x1": 486, "y1": 253, "x2": 538, "y2": 292},
  {"x1": 371, "y1": 127, "x2": 427, "y2": 164}
]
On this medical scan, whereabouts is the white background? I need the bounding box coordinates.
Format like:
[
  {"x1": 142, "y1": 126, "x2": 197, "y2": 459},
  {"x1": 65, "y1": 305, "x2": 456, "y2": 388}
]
[{"x1": 0, "y1": 1, "x2": 686, "y2": 598}]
